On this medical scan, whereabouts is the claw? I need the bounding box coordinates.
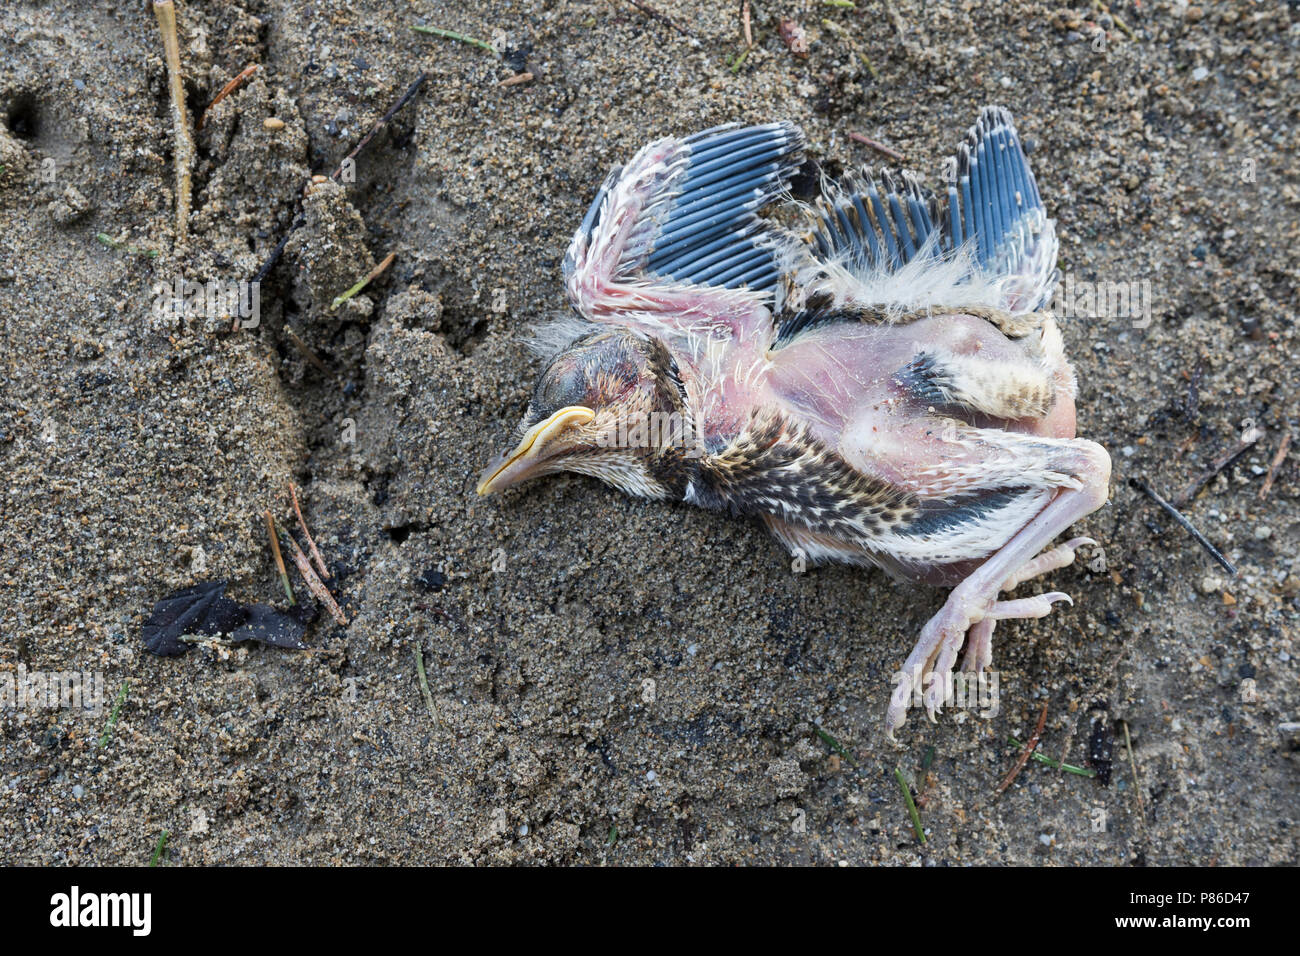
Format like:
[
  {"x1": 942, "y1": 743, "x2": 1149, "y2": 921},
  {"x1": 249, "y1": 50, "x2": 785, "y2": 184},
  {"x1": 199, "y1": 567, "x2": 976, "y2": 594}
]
[{"x1": 987, "y1": 591, "x2": 1072, "y2": 620}]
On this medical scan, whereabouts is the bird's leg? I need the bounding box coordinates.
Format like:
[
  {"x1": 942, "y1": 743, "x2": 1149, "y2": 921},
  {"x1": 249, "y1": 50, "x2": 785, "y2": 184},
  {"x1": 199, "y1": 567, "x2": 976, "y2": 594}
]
[
  {"x1": 958, "y1": 536, "x2": 1096, "y2": 674},
  {"x1": 886, "y1": 441, "x2": 1110, "y2": 738}
]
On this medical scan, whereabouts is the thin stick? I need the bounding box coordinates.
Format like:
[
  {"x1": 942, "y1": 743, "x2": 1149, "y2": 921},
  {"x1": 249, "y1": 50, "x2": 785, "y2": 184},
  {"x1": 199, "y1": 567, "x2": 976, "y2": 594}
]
[
  {"x1": 331, "y1": 75, "x2": 428, "y2": 184},
  {"x1": 287, "y1": 482, "x2": 331, "y2": 579},
  {"x1": 1130, "y1": 478, "x2": 1237, "y2": 576},
  {"x1": 996, "y1": 701, "x2": 1049, "y2": 794},
  {"x1": 98, "y1": 680, "x2": 130, "y2": 748},
  {"x1": 415, "y1": 643, "x2": 441, "y2": 725},
  {"x1": 331, "y1": 252, "x2": 396, "y2": 311},
  {"x1": 893, "y1": 767, "x2": 927, "y2": 845},
  {"x1": 409, "y1": 25, "x2": 497, "y2": 53},
  {"x1": 849, "y1": 131, "x2": 905, "y2": 163},
  {"x1": 251, "y1": 73, "x2": 428, "y2": 284},
  {"x1": 152, "y1": 1, "x2": 194, "y2": 243},
  {"x1": 264, "y1": 509, "x2": 295, "y2": 603},
  {"x1": 1258, "y1": 432, "x2": 1291, "y2": 500},
  {"x1": 740, "y1": 0, "x2": 753, "y2": 47},
  {"x1": 1171, "y1": 433, "x2": 1261, "y2": 507},
  {"x1": 285, "y1": 327, "x2": 328, "y2": 372},
  {"x1": 279, "y1": 523, "x2": 348, "y2": 626},
  {"x1": 198, "y1": 63, "x2": 259, "y2": 129},
  {"x1": 499, "y1": 72, "x2": 534, "y2": 87},
  {"x1": 620, "y1": 0, "x2": 699, "y2": 39},
  {"x1": 1121, "y1": 720, "x2": 1149, "y2": 837}
]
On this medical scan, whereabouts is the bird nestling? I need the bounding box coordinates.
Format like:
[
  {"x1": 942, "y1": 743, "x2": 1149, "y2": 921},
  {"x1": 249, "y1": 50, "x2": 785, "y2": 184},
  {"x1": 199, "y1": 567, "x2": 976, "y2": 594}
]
[{"x1": 477, "y1": 109, "x2": 1111, "y2": 738}]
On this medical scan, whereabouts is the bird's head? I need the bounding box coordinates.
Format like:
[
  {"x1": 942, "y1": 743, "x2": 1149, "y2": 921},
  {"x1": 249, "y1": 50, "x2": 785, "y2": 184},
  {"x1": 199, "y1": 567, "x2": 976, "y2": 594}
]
[{"x1": 476, "y1": 327, "x2": 698, "y2": 499}]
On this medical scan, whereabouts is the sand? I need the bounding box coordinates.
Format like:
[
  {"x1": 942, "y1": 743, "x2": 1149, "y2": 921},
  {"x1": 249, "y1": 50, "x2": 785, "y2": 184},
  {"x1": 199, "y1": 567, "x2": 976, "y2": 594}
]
[{"x1": 0, "y1": 0, "x2": 1296, "y2": 865}]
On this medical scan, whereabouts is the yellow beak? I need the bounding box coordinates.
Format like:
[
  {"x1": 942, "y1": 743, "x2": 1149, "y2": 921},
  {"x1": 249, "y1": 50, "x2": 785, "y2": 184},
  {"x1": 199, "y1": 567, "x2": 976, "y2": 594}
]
[{"x1": 476, "y1": 406, "x2": 596, "y2": 495}]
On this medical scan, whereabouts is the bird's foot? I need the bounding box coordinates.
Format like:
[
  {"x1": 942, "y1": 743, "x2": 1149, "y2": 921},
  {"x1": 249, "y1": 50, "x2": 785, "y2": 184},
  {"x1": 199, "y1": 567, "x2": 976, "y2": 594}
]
[
  {"x1": 1002, "y1": 537, "x2": 1095, "y2": 591},
  {"x1": 886, "y1": 584, "x2": 1074, "y2": 740},
  {"x1": 956, "y1": 537, "x2": 1093, "y2": 674}
]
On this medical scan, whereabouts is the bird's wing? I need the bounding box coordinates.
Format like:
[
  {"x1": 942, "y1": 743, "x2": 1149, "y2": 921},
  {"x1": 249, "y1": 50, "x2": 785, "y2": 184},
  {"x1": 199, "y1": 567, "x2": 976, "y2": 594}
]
[
  {"x1": 943, "y1": 106, "x2": 1059, "y2": 312},
  {"x1": 777, "y1": 106, "x2": 1058, "y2": 340},
  {"x1": 563, "y1": 122, "x2": 806, "y2": 342}
]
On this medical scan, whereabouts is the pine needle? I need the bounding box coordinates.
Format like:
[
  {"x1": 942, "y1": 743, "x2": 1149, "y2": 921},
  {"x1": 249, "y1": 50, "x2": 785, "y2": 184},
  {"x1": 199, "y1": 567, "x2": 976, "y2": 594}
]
[
  {"x1": 415, "y1": 643, "x2": 440, "y2": 725},
  {"x1": 98, "y1": 680, "x2": 130, "y2": 748},
  {"x1": 1008, "y1": 736, "x2": 1096, "y2": 777},
  {"x1": 149, "y1": 830, "x2": 169, "y2": 866},
  {"x1": 279, "y1": 522, "x2": 348, "y2": 626},
  {"x1": 410, "y1": 25, "x2": 497, "y2": 53},
  {"x1": 198, "y1": 63, "x2": 259, "y2": 129},
  {"x1": 264, "y1": 510, "x2": 295, "y2": 604},
  {"x1": 894, "y1": 766, "x2": 926, "y2": 845},
  {"x1": 331, "y1": 252, "x2": 396, "y2": 311}
]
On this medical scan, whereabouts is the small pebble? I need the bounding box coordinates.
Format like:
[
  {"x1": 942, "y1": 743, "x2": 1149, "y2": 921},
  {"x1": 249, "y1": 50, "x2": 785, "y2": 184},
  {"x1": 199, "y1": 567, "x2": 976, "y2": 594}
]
[
  {"x1": 263, "y1": 117, "x2": 285, "y2": 130},
  {"x1": 1192, "y1": 66, "x2": 1209, "y2": 81}
]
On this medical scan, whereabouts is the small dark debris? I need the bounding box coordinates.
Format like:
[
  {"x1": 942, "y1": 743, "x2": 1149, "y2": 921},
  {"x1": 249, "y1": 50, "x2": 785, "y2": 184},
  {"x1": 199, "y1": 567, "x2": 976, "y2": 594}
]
[
  {"x1": 417, "y1": 568, "x2": 446, "y2": 592},
  {"x1": 228, "y1": 603, "x2": 308, "y2": 649},
  {"x1": 141, "y1": 580, "x2": 310, "y2": 656},
  {"x1": 141, "y1": 581, "x2": 243, "y2": 656},
  {"x1": 1087, "y1": 705, "x2": 1113, "y2": 786},
  {"x1": 503, "y1": 43, "x2": 532, "y2": 74}
]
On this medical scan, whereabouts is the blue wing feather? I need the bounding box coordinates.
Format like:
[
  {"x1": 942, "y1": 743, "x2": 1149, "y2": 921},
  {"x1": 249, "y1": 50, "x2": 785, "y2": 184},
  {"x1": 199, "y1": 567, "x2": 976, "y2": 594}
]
[
  {"x1": 949, "y1": 107, "x2": 1058, "y2": 309},
  {"x1": 785, "y1": 106, "x2": 1057, "y2": 316}
]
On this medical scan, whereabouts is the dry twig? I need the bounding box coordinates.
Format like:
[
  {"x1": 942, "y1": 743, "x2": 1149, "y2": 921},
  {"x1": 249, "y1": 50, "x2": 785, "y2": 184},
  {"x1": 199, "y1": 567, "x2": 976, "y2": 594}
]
[
  {"x1": 152, "y1": 1, "x2": 195, "y2": 242},
  {"x1": 1171, "y1": 431, "x2": 1262, "y2": 507},
  {"x1": 849, "y1": 131, "x2": 906, "y2": 163},
  {"x1": 280, "y1": 525, "x2": 348, "y2": 626},
  {"x1": 287, "y1": 482, "x2": 331, "y2": 580},
  {"x1": 1131, "y1": 478, "x2": 1237, "y2": 576},
  {"x1": 996, "y1": 701, "x2": 1049, "y2": 795},
  {"x1": 198, "y1": 63, "x2": 259, "y2": 129},
  {"x1": 1258, "y1": 432, "x2": 1291, "y2": 501}
]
